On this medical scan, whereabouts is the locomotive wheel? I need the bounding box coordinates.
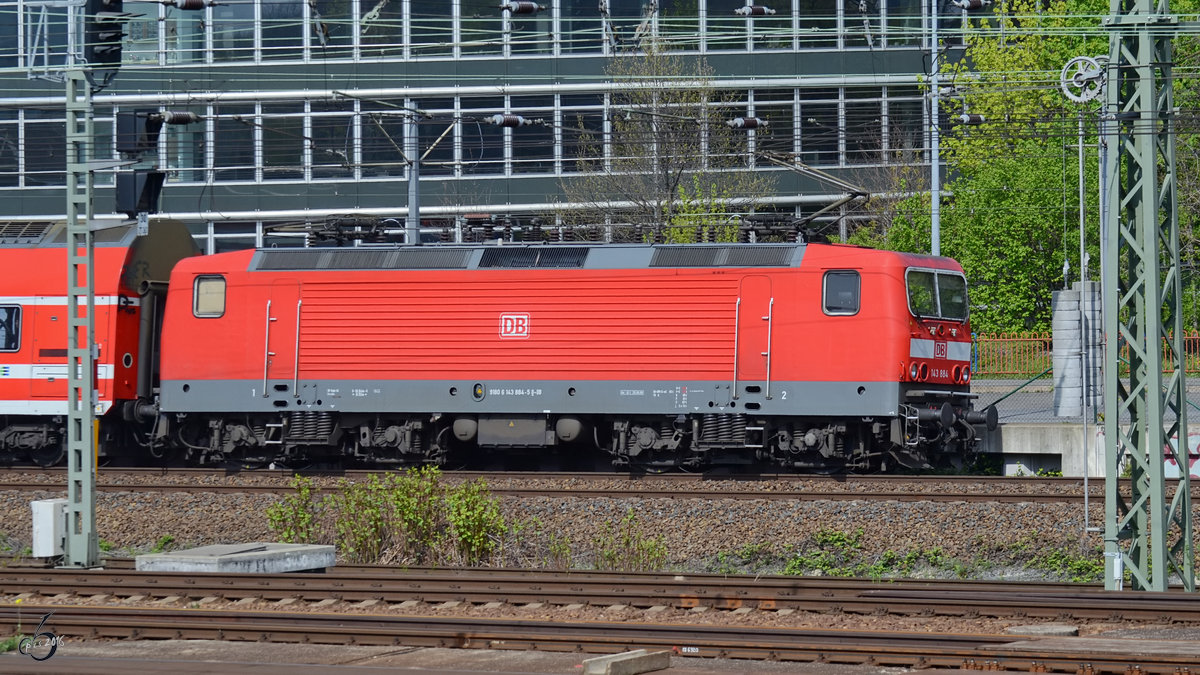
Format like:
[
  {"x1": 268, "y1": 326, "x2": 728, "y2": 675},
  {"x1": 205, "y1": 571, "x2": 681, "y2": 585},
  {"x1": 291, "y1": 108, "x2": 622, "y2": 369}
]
[{"x1": 29, "y1": 441, "x2": 66, "y2": 468}]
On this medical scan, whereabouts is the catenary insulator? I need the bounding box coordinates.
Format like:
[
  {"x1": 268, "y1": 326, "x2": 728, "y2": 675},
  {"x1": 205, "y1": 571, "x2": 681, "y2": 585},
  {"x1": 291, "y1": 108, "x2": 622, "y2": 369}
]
[
  {"x1": 734, "y1": 5, "x2": 775, "y2": 15},
  {"x1": 726, "y1": 117, "x2": 766, "y2": 129},
  {"x1": 153, "y1": 111, "x2": 200, "y2": 125},
  {"x1": 488, "y1": 114, "x2": 532, "y2": 127},
  {"x1": 500, "y1": 1, "x2": 542, "y2": 13},
  {"x1": 166, "y1": 0, "x2": 212, "y2": 9}
]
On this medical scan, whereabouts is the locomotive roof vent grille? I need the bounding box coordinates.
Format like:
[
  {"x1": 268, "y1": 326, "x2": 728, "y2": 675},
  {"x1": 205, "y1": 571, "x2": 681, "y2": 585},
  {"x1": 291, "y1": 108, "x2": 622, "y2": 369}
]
[
  {"x1": 256, "y1": 249, "x2": 326, "y2": 270},
  {"x1": 392, "y1": 248, "x2": 473, "y2": 269},
  {"x1": 650, "y1": 245, "x2": 797, "y2": 268},
  {"x1": 0, "y1": 221, "x2": 54, "y2": 245},
  {"x1": 255, "y1": 247, "x2": 473, "y2": 271},
  {"x1": 325, "y1": 249, "x2": 392, "y2": 269},
  {"x1": 478, "y1": 247, "x2": 588, "y2": 269}
]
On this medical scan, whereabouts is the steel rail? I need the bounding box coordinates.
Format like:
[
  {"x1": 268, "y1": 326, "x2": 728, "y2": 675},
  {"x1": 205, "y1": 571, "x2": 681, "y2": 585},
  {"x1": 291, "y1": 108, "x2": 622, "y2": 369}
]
[
  {"x1": 4, "y1": 567, "x2": 1200, "y2": 622},
  {"x1": 0, "y1": 466, "x2": 1109, "y2": 486},
  {"x1": 0, "y1": 604, "x2": 1195, "y2": 673},
  {"x1": 3, "y1": 466, "x2": 1176, "y2": 493},
  {"x1": 0, "y1": 480, "x2": 1094, "y2": 502}
]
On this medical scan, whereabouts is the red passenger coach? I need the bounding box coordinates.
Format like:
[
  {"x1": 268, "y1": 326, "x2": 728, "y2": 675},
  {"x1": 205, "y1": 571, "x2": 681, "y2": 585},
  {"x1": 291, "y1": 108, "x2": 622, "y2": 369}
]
[
  {"x1": 158, "y1": 241, "x2": 995, "y2": 471},
  {"x1": 0, "y1": 221, "x2": 198, "y2": 465}
]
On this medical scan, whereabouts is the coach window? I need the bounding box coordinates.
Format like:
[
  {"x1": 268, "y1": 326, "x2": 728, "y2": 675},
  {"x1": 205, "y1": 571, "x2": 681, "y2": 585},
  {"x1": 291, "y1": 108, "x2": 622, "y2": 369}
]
[
  {"x1": 193, "y1": 276, "x2": 227, "y2": 318},
  {"x1": 823, "y1": 270, "x2": 860, "y2": 315},
  {"x1": 0, "y1": 306, "x2": 20, "y2": 351}
]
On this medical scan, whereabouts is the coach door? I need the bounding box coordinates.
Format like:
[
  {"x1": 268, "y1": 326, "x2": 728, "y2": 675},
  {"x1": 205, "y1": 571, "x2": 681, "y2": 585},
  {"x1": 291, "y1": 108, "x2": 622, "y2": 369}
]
[
  {"x1": 264, "y1": 281, "x2": 300, "y2": 400},
  {"x1": 30, "y1": 302, "x2": 68, "y2": 399},
  {"x1": 735, "y1": 275, "x2": 773, "y2": 392}
]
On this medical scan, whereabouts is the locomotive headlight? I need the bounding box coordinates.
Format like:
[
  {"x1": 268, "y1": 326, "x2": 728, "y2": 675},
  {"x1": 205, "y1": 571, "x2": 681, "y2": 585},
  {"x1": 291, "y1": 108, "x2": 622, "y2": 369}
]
[
  {"x1": 918, "y1": 363, "x2": 930, "y2": 381},
  {"x1": 909, "y1": 363, "x2": 919, "y2": 381}
]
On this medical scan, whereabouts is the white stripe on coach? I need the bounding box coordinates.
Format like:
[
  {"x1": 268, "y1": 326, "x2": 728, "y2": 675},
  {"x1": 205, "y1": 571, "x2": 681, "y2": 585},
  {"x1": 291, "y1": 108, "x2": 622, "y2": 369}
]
[{"x1": 0, "y1": 295, "x2": 141, "y2": 307}]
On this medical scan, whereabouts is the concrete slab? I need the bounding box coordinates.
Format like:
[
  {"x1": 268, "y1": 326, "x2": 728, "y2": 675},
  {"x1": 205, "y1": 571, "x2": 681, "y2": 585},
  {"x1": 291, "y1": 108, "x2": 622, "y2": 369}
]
[
  {"x1": 582, "y1": 649, "x2": 671, "y2": 675},
  {"x1": 1004, "y1": 623, "x2": 1078, "y2": 637},
  {"x1": 994, "y1": 637, "x2": 1200, "y2": 658},
  {"x1": 135, "y1": 542, "x2": 335, "y2": 574}
]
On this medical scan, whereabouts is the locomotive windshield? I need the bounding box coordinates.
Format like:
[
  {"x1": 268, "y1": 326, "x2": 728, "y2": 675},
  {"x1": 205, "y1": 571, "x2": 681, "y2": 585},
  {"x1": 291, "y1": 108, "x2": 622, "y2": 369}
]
[{"x1": 906, "y1": 269, "x2": 968, "y2": 321}]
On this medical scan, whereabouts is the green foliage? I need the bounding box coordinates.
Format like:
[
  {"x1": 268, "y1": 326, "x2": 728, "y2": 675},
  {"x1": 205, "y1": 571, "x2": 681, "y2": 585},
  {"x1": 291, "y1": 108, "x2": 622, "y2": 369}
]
[
  {"x1": 547, "y1": 533, "x2": 573, "y2": 570},
  {"x1": 871, "y1": 0, "x2": 1115, "y2": 332},
  {"x1": 661, "y1": 175, "x2": 739, "y2": 243},
  {"x1": 556, "y1": 43, "x2": 774, "y2": 232},
  {"x1": 961, "y1": 454, "x2": 1003, "y2": 476},
  {"x1": 266, "y1": 474, "x2": 323, "y2": 544},
  {"x1": 389, "y1": 466, "x2": 447, "y2": 562},
  {"x1": 0, "y1": 634, "x2": 22, "y2": 653},
  {"x1": 150, "y1": 535, "x2": 175, "y2": 554},
  {"x1": 1028, "y1": 547, "x2": 1105, "y2": 583},
  {"x1": 264, "y1": 468, "x2": 507, "y2": 566},
  {"x1": 783, "y1": 528, "x2": 951, "y2": 580},
  {"x1": 711, "y1": 542, "x2": 776, "y2": 575},
  {"x1": 327, "y1": 474, "x2": 392, "y2": 564},
  {"x1": 98, "y1": 539, "x2": 115, "y2": 552},
  {"x1": 445, "y1": 478, "x2": 506, "y2": 565},
  {"x1": 846, "y1": 191, "x2": 931, "y2": 255},
  {"x1": 591, "y1": 509, "x2": 668, "y2": 572}
]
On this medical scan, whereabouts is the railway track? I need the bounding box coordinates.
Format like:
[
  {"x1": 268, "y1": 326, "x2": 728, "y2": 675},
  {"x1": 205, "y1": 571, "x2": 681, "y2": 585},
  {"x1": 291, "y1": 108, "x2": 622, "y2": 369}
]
[
  {"x1": 3, "y1": 565, "x2": 1198, "y2": 621},
  {"x1": 3, "y1": 568, "x2": 1200, "y2": 672},
  {"x1": 0, "y1": 467, "x2": 1129, "y2": 502}
]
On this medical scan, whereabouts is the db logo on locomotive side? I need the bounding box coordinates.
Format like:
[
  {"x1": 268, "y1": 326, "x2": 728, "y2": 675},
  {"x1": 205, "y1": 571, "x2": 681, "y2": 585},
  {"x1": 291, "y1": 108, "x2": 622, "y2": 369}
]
[
  {"x1": 934, "y1": 341, "x2": 948, "y2": 359},
  {"x1": 499, "y1": 313, "x2": 530, "y2": 339}
]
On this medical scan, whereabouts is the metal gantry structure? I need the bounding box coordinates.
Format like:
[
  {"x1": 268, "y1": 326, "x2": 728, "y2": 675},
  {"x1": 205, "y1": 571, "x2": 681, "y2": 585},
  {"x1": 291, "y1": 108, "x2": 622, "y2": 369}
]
[
  {"x1": 64, "y1": 68, "x2": 100, "y2": 568},
  {"x1": 1102, "y1": 0, "x2": 1194, "y2": 591}
]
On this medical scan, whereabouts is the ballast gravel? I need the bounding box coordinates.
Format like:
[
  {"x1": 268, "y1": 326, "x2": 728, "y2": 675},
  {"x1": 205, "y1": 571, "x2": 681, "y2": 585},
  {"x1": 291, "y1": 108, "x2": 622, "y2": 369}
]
[{"x1": 0, "y1": 472, "x2": 1134, "y2": 580}]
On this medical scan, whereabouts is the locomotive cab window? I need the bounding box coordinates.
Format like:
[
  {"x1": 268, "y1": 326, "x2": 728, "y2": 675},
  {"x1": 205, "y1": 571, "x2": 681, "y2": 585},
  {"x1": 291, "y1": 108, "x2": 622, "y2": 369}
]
[
  {"x1": 906, "y1": 269, "x2": 968, "y2": 321},
  {"x1": 193, "y1": 276, "x2": 227, "y2": 318},
  {"x1": 0, "y1": 305, "x2": 20, "y2": 351},
  {"x1": 823, "y1": 270, "x2": 860, "y2": 315}
]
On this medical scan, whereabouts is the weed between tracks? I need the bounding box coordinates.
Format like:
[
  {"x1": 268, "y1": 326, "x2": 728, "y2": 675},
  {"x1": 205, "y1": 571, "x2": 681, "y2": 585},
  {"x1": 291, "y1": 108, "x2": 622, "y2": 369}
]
[
  {"x1": 266, "y1": 468, "x2": 509, "y2": 566},
  {"x1": 266, "y1": 468, "x2": 668, "y2": 571},
  {"x1": 263, "y1": 473, "x2": 1107, "y2": 582}
]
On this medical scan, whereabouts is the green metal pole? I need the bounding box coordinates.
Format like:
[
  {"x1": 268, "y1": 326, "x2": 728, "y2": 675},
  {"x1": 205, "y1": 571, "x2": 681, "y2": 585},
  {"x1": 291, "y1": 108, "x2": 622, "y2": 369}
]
[
  {"x1": 1103, "y1": 0, "x2": 1193, "y2": 591},
  {"x1": 63, "y1": 68, "x2": 99, "y2": 569}
]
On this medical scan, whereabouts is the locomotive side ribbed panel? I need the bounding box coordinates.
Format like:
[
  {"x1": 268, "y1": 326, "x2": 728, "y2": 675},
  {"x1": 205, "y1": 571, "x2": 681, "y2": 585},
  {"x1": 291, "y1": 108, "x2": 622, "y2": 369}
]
[{"x1": 296, "y1": 273, "x2": 739, "y2": 380}]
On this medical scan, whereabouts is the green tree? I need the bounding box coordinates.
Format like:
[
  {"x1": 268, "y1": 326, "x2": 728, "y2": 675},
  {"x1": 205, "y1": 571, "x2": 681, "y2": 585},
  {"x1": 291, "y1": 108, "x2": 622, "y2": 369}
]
[
  {"x1": 556, "y1": 41, "x2": 774, "y2": 240},
  {"x1": 936, "y1": 0, "x2": 1109, "y2": 332},
  {"x1": 1168, "y1": 27, "x2": 1200, "y2": 329}
]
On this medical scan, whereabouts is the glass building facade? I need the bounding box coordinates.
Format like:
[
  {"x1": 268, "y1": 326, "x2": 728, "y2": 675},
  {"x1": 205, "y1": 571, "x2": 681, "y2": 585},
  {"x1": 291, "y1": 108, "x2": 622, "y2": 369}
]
[{"x1": 0, "y1": 0, "x2": 960, "y2": 251}]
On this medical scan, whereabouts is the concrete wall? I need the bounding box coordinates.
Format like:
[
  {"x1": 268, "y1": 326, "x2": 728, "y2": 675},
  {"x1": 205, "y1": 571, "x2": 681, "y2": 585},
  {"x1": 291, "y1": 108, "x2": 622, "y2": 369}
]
[{"x1": 981, "y1": 423, "x2": 1200, "y2": 479}]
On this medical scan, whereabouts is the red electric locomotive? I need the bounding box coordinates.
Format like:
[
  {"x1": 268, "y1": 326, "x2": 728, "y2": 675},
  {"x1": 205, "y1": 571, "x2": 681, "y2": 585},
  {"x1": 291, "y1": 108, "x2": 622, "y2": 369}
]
[
  {"x1": 155, "y1": 241, "x2": 995, "y2": 471},
  {"x1": 0, "y1": 221, "x2": 199, "y2": 465}
]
